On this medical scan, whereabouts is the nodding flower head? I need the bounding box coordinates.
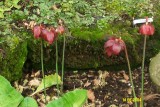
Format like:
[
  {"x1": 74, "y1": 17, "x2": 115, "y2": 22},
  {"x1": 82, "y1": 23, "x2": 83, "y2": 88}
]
[
  {"x1": 33, "y1": 25, "x2": 59, "y2": 44},
  {"x1": 104, "y1": 37, "x2": 125, "y2": 57},
  {"x1": 33, "y1": 25, "x2": 42, "y2": 39},
  {"x1": 56, "y1": 25, "x2": 65, "y2": 35},
  {"x1": 41, "y1": 29, "x2": 55, "y2": 44},
  {"x1": 139, "y1": 17, "x2": 155, "y2": 36}
]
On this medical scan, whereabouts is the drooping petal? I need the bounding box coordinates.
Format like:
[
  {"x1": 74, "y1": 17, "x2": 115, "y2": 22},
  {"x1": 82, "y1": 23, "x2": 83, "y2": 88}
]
[
  {"x1": 41, "y1": 29, "x2": 55, "y2": 44},
  {"x1": 104, "y1": 39, "x2": 115, "y2": 48},
  {"x1": 41, "y1": 29, "x2": 48, "y2": 40},
  {"x1": 51, "y1": 27, "x2": 58, "y2": 39},
  {"x1": 56, "y1": 25, "x2": 65, "y2": 34},
  {"x1": 139, "y1": 24, "x2": 147, "y2": 35},
  {"x1": 112, "y1": 43, "x2": 121, "y2": 55},
  {"x1": 148, "y1": 24, "x2": 155, "y2": 35},
  {"x1": 46, "y1": 31, "x2": 55, "y2": 44},
  {"x1": 105, "y1": 48, "x2": 113, "y2": 57},
  {"x1": 33, "y1": 26, "x2": 41, "y2": 39},
  {"x1": 104, "y1": 37, "x2": 125, "y2": 57}
]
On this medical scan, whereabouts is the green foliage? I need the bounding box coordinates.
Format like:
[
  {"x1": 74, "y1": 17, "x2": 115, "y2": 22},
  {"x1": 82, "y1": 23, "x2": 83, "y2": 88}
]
[
  {"x1": 0, "y1": 75, "x2": 24, "y2": 107},
  {"x1": 26, "y1": 0, "x2": 106, "y2": 28},
  {"x1": 19, "y1": 97, "x2": 38, "y2": 107},
  {"x1": 0, "y1": 75, "x2": 87, "y2": 107},
  {"x1": 46, "y1": 89, "x2": 87, "y2": 107},
  {"x1": 31, "y1": 73, "x2": 62, "y2": 96},
  {"x1": 105, "y1": 0, "x2": 154, "y2": 17},
  {"x1": 0, "y1": 0, "x2": 21, "y2": 18}
]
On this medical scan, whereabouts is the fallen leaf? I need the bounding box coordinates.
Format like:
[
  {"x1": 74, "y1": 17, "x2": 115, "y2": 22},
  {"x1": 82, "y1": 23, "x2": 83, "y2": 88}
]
[
  {"x1": 122, "y1": 71, "x2": 129, "y2": 81},
  {"x1": 23, "y1": 79, "x2": 28, "y2": 86},
  {"x1": 119, "y1": 79, "x2": 128, "y2": 83},
  {"x1": 93, "y1": 79, "x2": 100, "y2": 86},
  {"x1": 35, "y1": 70, "x2": 41, "y2": 77},
  {"x1": 14, "y1": 81, "x2": 19, "y2": 89},
  {"x1": 46, "y1": 96, "x2": 51, "y2": 102},
  {"x1": 25, "y1": 74, "x2": 29, "y2": 79},
  {"x1": 87, "y1": 90, "x2": 95, "y2": 102},
  {"x1": 24, "y1": 21, "x2": 36, "y2": 29},
  {"x1": 119, "y1": 104, "x2": 129, "y2": 107},
  {"x1": 18, "y1": 85, "x2": 24, "y2": 93},
  {"x1": 109, "y1": 104, "x2": 117, "y2": 107},
  {"x1": 102, "y1": 71, "x2": 109, "y2": 78},
  {"x1": 127, "y1": 88, "x2": 132, "y2": 95},
  {"x1": 87, "y1": 74, "x2": 94, "y2": 78},
  {"x1": 144, "y1": 94, "x2": 160, "y2": 101},
  {"x1": 31, "y1": 71, "x2": 40, "y2": 77},
  {"x1": 28, "y1": 78, "x2": 40, "y2": 87},
  {"x1": 39, "y1": 102, "x2": 45, "y2": 107},
  {"x1": 84, "y1": 80, "x2": 91, "y2": 87},
  {"x1": 98, "y1": 70, "x2": 103, "y2": 79}
]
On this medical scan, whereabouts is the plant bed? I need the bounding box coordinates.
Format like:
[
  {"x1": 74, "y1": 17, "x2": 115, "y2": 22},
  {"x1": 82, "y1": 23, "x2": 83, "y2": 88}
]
[{"x1": 13, "y1": 66, "x2": 160, "y2": 107}]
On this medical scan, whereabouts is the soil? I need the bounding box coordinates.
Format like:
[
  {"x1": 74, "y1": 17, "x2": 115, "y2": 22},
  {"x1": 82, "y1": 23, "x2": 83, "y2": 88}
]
[{"x1": 14, "y1": 66, "x2": 160, "y2": 107}]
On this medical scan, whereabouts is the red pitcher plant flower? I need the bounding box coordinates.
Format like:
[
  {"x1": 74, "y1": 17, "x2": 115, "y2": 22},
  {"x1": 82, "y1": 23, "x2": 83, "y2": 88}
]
[
  {"x1": 33, "y1": 25, "x2": 44, "y2": 39},
  {"x1": 104, "y1": 37, "x2": 125, "y2": 57},
  {"x1": 32, "y1": 22, "x2": 65, "y2": 103},
  {"x1": 32, "y1": 25, "x2": 64, "y2": 44},
  {"x1": 139, "y1": 17, "x2": 155, "y2": 107},
  {"x1": 41, "y1": 29, "x2": 56, "y2": 44},
  {"x1": 104, "y1": 37, "x2": 138, "y2": 107},
  {"x1": 139, "y1": 17, "x2": 155, "y2": 36}
]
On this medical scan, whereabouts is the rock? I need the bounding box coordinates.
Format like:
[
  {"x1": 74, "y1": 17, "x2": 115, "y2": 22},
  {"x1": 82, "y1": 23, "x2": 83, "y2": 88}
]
[{"x1": 149, "y1": 53, "x2": 160, "y2": 91}]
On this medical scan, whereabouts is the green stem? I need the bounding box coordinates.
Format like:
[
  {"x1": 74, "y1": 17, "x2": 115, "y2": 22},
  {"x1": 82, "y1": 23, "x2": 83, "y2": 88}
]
[
  {"x1": 124, "y1": 45, "x2": 138, "y2": 107},
  {"x1": 141, "y1": 35, "x2": 147, "y2": 106},
  {"x1": 55, "y1": 40, "x2": 59, "y2": 96},
  {"x1": 61, "y1": 35, "x2": 65, "y2": 92},
  {"x1": 41, "y1": 40, "x2": 46, "y2": 104}
]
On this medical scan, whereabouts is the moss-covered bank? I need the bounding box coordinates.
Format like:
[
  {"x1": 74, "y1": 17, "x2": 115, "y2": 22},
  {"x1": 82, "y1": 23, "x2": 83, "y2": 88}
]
[
  {"x1": 26, "y1": 21, "x2": 160, "y2": 71},
  {"x1": 0, "y1": 41, "x2": 27, "y2": 81},
  {"x1": 0, "y1": 21, "x2": 28, "y2": 81}
]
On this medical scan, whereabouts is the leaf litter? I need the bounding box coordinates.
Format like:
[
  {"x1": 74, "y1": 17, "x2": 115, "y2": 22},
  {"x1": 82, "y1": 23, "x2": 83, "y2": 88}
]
[{"x1": 13, "y1": 67, "x2": 160, "y2": 107}]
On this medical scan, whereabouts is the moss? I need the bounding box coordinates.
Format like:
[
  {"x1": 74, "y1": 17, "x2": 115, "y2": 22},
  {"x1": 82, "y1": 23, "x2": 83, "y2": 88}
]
[
  {"x1": 0, "y1": 41, "x2": 27, "y2": 81},
  {"x1": 70, "y1": 27, "x2": 107, "y2": 41}
]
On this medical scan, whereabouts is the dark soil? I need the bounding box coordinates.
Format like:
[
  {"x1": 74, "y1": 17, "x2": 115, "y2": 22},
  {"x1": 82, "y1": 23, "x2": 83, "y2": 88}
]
[{"x1": 15, "y1": 66, "x2": 160, "y2": 107}]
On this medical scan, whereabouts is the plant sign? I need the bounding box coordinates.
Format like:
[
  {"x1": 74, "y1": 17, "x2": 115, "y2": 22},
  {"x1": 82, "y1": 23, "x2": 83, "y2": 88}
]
[{"x1": 133, "y1": 17, "x2": 153, "y2": 25}]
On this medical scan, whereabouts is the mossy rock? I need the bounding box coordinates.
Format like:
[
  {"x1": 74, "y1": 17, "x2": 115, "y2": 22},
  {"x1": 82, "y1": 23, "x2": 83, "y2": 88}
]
[
  {"x1": 0, "y1": 40, "x2": 28, "y2": 81},
  {"x1": 26, "y1": 32, "x2": 155, "y2": 71},
  {"x1": 26, "y1": 22, "x2": 160, "y2": 71},
  {"x1": 149, "y1": 52, "x2": 160, "y2": 91}
]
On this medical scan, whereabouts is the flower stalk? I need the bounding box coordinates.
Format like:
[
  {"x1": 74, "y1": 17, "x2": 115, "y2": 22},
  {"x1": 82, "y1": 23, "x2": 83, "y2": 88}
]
[
  {"x1": 55, "y1": 40, "x2": 59, "y2": 96},
  {"x1": 61, "y1": 35, "x2": 66, "y2": 92},
  {"x1": 124, "y1": 45, "x2": 138, "y2": 107},
  {"x1": 138, "y1": 17, "x2": 154, "y2": 106},
  {"x1": 41, "y1": 40, "x2": 46, "y2": 104},
  {"x1": 141, "y1": 35, "x2": 147, "y2": 106}
]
